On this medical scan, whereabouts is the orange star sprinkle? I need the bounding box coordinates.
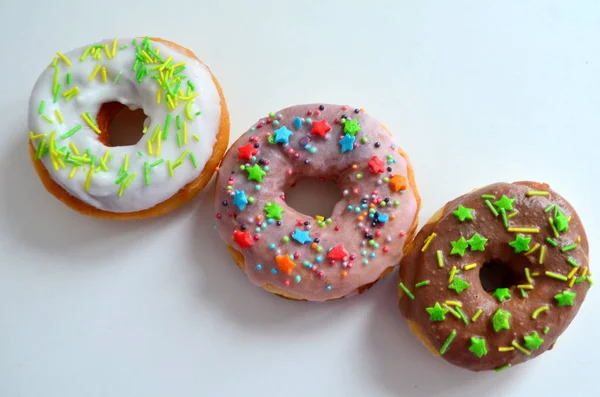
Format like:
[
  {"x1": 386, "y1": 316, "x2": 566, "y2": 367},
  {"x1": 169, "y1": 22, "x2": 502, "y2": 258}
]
[
  {"x1": 389, "y1": 174, "x2": 407, "y2": 192},
  {"x1": 276, "y1": 255, "x2": 296, "y2": 275}
]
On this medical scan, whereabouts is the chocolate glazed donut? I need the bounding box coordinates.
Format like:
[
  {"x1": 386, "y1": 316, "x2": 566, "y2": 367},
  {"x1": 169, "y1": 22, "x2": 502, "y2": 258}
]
[{"x1": 399, "y1": 181, "x2": 591, "y2": 372}]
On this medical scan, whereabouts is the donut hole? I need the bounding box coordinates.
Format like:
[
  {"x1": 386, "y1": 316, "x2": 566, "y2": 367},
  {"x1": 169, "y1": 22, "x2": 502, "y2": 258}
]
[
  {"x1": 97, "y1": 102, "x2": 147, "y2": 147},
  {"x1": 286, "y1": 177, "x2": 339, "y2": 218},
  {"x1": 479, "y1": 260, "x2": 525, "y2": 292}
]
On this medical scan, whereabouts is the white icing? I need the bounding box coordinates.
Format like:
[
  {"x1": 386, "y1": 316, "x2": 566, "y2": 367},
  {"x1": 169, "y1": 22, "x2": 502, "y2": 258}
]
[{"x1": 28, "y1": 37, "x2": 221, "y2": 212}]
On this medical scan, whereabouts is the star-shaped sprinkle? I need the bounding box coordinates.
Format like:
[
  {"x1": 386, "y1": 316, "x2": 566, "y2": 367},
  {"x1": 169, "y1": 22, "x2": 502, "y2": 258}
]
[
  {"x1": 453, "y1": 205, "x2": 474, "y2": 221},
  {"x1": 554, "y1": 290, "x2": 576, "y2": 307},
  {"x1": 426, "y1": 302, "x2": 448, "y2": 321},
  {"x1": 469, "y1": 337, "x2": 488, "y2": 358},
  {"x1": 492, "y1": 309, "x2": 511, "y2": 332},
  {"x1": 291, "y1": 228, "x2": 311, "y2": 244},
  {"x1": 273, "y1": 126, "x2": 293, "y2": 144},
  {"x1": 264, "y1": 202, "x2": 284, "y2": 220},
  {"x1": 467, "y1": 233, "x2": 488, "y2": 251},
  {"x1": 523, "y1": 332, "x2": 544, "y2": 350},
  {"x1": 450, "y1": 237, "x2": 469, "y2": 256},
  {"x1": 245, "y1": 164, "x2": 267, "y2": 182},
  {"x1": 494, "y1": 195, "x2": 516, "y2": 211},
  {"x1": 367, "y1": 155, "x2": 386, "y2": 174},
  {"x1": 509, "y1": 234, "x2": 531, "y2": 253},
  {"x1": 237, "y1": 143, "x2": 258, "y2": 160},
  {"x1": 554, "y1": 210, "x2": 569, "y2": 232},
  {"x1": 232, "y1": 230, "x2": 253, "y2": 250},
  {"x1": 311, "y1": 119, "x2": 331, "y2": 137},
  {"x1": 275, "y1": 255, "x2": 296, "y2": 275},
  {"x1": 233, "y1": 190, "x2": 248, "y2": 211},
  {"x1": 343, "y1": 119, "x2": 361, "y2": 136},
  {"x1": 448, "y1": 277, "x2": 470, "y2": 294},
  {"x1": 339, "y1": 134, "x2": 355, "y2": 153},
  {"x1": 493, "y1": 288, "x2": 511, "y2": 302},
  {"x1": 388, "y1": 174, "x2": 406, "y2": 192},
  {"x1": 327, "y1": 244, "x2": 348, "y2": 260}
]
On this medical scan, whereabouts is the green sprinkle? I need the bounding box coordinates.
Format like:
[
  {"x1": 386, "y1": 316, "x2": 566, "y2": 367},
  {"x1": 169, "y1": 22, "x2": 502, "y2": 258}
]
[
  {"x1": 42, "y1": 115, "x2": 53, "y2": 124},
  {"x1": 66, "y1": 73, "x2": 72, "y2": 85},
  {"x1": 114, "y1": 72, "x2": 123, "y2": 84},
  {"x1": 195, "y1": 111, "x2": 201, "y2": 116},
  {"x1": 546, "y1": 237, "x2": 558, "y2": 247},
  {"x1": 545, "y1": 271, "x2": 568, "y2": 281},
  {"x1": 60, "y1": 124, "x2": 82, "y2": 139},
  {"x1": 177, "y1": 132, "x2": 182, "y2": 147},
  {"x1": 495, "y1": 363, "x2": 511, "y2": 372},
  {"x1": 415, "y1": 280, "x2": 430, "y2": 288},
  {"x1": 501, "y1": 208, "x2": 508, "y2": 228},
  {"x1": 485, "y1": 199, "x2": 499, "y2": 216},
  {"x1": 187, "y1": 80, "x2": 195, "y2": 91},
  {"x1": 176, "y1": 115, "x2": 182, "y2": 130},
  {"x1": 119, "y1": 45, "x2": 129, "y2": 50},
  {"x1": 455, "y1": 307, "x2": 469, "y2": 325},
  {"x1": 53, "y1": 84, "x2": 62, "y2": 103},
  {"x1": 361, "y1": 136, "x2": 368, "y2": 143},
  {"x1": 566, "y1": 258, "x2": 579, "y2": 267},
  {"x1": 439, "y1": 330, "x2": 457, "y2": 355},
  {"x1": 175, "y1": 149, "x2": 189, "y2": 166},
  {"x1": 543, "y1": 326, "x2": 550, "y2": 334},
  {"x1": 35, "y1": 139, "x2": 46, "y2": 159},
  {"x1": 281, "y1": 236, "x2": 290, "y2": 243},
  {"x1": 545, "y1": 204, "x2": 556, "y2": 213},
  {"x1": 137, "y1": 151, "x2": 143, "y2": 157},
  {"x1": 115, "y1": 172, "x2": 128, "y2": 184},
  {"x1": 144, "y1": 162, "x2": 150, "y2": 186},
  {"x1": 189, "y1": 152, "x2": 198, "y2": 168},
  {"x1": 520, "y1": 288, "x2": 528, "y2": 298},
  {"x1": 38, "y1": 101, "x2": 45, "y2": 114},
  {"x1": 562, "y1": 244, "x2": 578, "y2": 252},
  {"x1": 150, "y1": 159, "x2": 164, "y2": 167},
  {"x1": 492, "y1": 309, "x2": 511, "y2": 332},
  {"x1": 163, "y1": 114, "x2": 172, "y2": 140},
  {"x1": 398, "y1": 282, "x2": 415, "y2": 300},
  {"x1": 481, "y1": 194, "x2": 495, "y2": 199}
]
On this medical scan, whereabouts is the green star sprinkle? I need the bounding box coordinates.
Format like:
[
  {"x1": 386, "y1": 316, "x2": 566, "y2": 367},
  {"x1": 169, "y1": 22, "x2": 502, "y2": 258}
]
[
  {"x1": 493, "y1": 288, "x2": 511, "y2": 302},
  {"x1": 245, "y1": 164, "x2": 267, "y2": 182},
  {"x1": 452, "y1": 205, "x2": 474, "y2": 221},
  {"x1": 492, "y1": 308, "x2": 511, "y2": 332},
  {"x1": 448, "y1": 277, "x2": 470, "y2": 294},
  {"x1": 554, "y1": 290, "x2": 576, "y2": 307},
  {"x1": 343, "y1": 119, "x2": 361, "y2": 136},
  {"x1": 264, "y1": 202, "x2": 284, "y2": 220},
  {"x1": 450, "y1": 237, "x2": 469, "y2": 256},
  {"x1": 469, "y1": 337, "x2": 488, "y2": 358},
  {"x1": 523, "y1": 332, "x2": 544, "y2": 350},
  {"x1": 509, "y1": 234, "x2": 531, "y2": 253},
  {"x1": 494, "y1": 195, "x2": 516, "y2": 211},
  {"x1": 426, "y1": 302, "x2": 448, "y2": 321},
  {"x1": 554, "y1": 210, "x2": 569, "y2": 232},
  {"x1": 467, "y1": 233, "x2": 488, "y2": 251}
]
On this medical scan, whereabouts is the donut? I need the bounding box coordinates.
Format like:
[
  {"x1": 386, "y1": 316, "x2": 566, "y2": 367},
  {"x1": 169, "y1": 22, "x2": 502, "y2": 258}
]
[
  {"x1": 28, "y1": 37, "x2": 229, "y2": 219},
  {"x1": 214, "y1": 104, "x2": 421, "y2": 301},
  {"x1": 398, "y1": 181, "x2": 591, "y2": 371}
]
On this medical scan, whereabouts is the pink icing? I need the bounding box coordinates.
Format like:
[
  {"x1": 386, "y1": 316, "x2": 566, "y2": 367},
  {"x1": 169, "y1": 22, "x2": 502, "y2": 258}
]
[{"x1": 214, "y1": 104, "x2": 419, "y2": 301}]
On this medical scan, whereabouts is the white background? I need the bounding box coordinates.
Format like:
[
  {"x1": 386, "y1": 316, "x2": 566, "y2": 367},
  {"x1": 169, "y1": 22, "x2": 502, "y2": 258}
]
[{"x1": 0, "y1": 1, "x2": 598, "y2": 396}]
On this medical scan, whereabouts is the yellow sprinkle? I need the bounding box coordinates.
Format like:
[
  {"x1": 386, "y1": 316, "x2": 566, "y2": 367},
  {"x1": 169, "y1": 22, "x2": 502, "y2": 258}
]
[
  {"x1": 111, "y1": 38, "x2": 118, "y2": 57},
  {"x1": 568, "y1": 267, "x2": 579, "y2": 279},
  {"x1": 123, "y1": 173, "x2": 136, "y2": 188},
  {"x1": 104, "y1": 43, "x2": 112, "y2": 59},
  {"x1": 147, "y1": 140, "x2": 153, "y2": 156},
  {"x1": 158, "y1": 56, "x2": 172, "y2": 71},
  {"x1": 531, "y1": 272, "x2": 540, "y2": 277},
  {"x1": 141, "y1": 50, "x2": 153, "y2": 63},
  {"x1": 525, "y1": 267, "x2": 533, "y2": 284},
  {"x1": 464, "y1": 263, "x2": 477, "y2": 271},
  {"x1": 185, "y1": 100, "x2": 194, "y2": 120},
  {"x1": 101, "y1": 66, "x2": 108, "y2": 83},
  {"x1": 42, "y1": 115, "x2": 53, "y2": 123},
  {"x1": 421, "y1": 233, "x2": 436, "y2": 252},
  {"x1": 89, "y1": 64, "x2": 102, "y2": 81},
  {"x1": 508, "y1": 210, "x2": 519, "y2": 218},
  {"x1": 84, "y1": 165, "x2": 94, "y2": 191},
  {"x1": 582, "y1": 267, "x2": 589, "y2": 278},
  {"x1": 183, "y1": 121, "x2": 188, "y2": 145},
  {"x1": 29, "y1": 132, "x2": 46, "y2": 140},
  {"x1": 80, "y1": 47, "x2": 92, "y2": 61},
  {"x1": 448, "y1": 266, "x2": 457, "y2": 283},
  {"x1": 315, "y1": 215, "x2": 325, "y2": 221},
  {"x1": 568, "y1": 216, "x2": 572, "y2": 222},
  {"x1": 524, "y1": 243, "x2": 540, "y2": 256},
  {"x1": 444, "y1": 300, "x2": 462, "y2": 307},
  {"x1": 171, "y1": 61, "x2": 185, "y2": 70},
  {"x1": 156, "y1": 90, "x2": 161, "y2": 104},
  {"x1": 527, "y1": 191, "x2": 549, "y2": 196},
  {"x1": 56, "y1": 52, "x2": 72, "y2": 67},
  {"x1": 508, "y1": 227, "x2": 540, "y2": 233},
  {"x1": 436, "y1": 250, "x2": 444, "y2": 268},
  {"x1": 62, "y1": 86, "x2": 80, "y2": 98},
  {"x1": 193, "y1": 134, "x2": 200, "y2": 142},
  {"x1": 69, "y1": 142, "x2": 79, "y2": 155},
  {"x1": 516, "y1": 284, "x2": 534, "y2": 290},
  {"x1": 51, "y1": 156, "x2": 59, "y2": 171},
  {"x1": 68, "y1": 166, "x2": 78, "y2": 179},
  {"x1": 48, "y1": 130, "x2": 56, "y2": 152},
  {"x1": 167, "y1": 160, "x2": 174, "y2": 177},
  {"x1": 545, "y1": 271, "x2": 568, "y2": 281},
  {"x1": 102, "y1": 149, "x2": 110, "y2": 164},
  {"x1": 511, "y1": 341, "x2": 531, "y2": 356},
  {"x1": 443, "y1": 304, "x2": 461, "y2": 320},
  {"x1": 81, "y1": 113, "x2": 101, "y2": 134},
  {"x1": 155, "y1": 48, "x2": 160, "y2": 55},
  {"x1": 471, "y1": 309, "x2": 483, "y2": 322},
  {"x1": 539, "y1": 245, "x2": 546, "y2": 265},
  {"x1": 179, "y1": 92, "x2": 198, "y2": 101},
  {"x1": 168, "y1": 95, "x2": 177, "y2": 111},
  {"x1": 56, "y1": 156, "x2": 65, "y2": 169},
  {"x1": 156, "y1": 135, "x2": 162, "y2": 156},
  {"x1": 54, "y1": 109, "x2": 64, "y2": 124},
  {"x1": 577, "y1": 235, "x2": 581, "y2": 243},
  {"x1": 123, "y1": 153, "x2": 129, "y2": 172},
  {"x1": 548, "y1": 218, "x2": 559, "y2": 238},
  {"x1": 118, "y1": 181, "x2": 126, "y2": 197},
  {"x1": 498, "y1": 347, "x2": 515, "y2": 352}
]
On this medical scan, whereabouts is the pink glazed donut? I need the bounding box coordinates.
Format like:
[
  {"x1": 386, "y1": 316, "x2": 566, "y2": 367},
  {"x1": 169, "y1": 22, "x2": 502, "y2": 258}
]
[{"x1": 214, "y1": 104, "x2": 421, "y2": 301}]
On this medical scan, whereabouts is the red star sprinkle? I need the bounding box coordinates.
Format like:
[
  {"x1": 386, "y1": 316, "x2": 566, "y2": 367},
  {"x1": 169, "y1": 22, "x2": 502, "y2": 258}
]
[
  {"x1": 233, "y1": 230, "x2": 254, "y2": 250},
  {"x1": 327, "y1": 244, "x2": 348, "y2": 260},
  {"x1": 311, "y1": 119, "x2": 332, "y2": 138},
  {"x1": 367, "y1": 156, "x2": 385, "y2": 174},
  {"x1": 238, "y1": 143, "x2": 258, "y2": 160}
]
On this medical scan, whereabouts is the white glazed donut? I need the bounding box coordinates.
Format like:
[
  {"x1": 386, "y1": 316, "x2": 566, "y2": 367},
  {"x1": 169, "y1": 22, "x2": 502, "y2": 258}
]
[{"x1": 28, "y1": 37, "x2": 229, "y2": 218}]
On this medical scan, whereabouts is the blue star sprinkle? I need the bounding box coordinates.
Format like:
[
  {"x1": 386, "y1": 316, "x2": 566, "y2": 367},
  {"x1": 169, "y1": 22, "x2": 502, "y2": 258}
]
[
  {"x1": 339, "y1": 134, "x2": 355, "y2": 153},
  {"x1": 274, "y1": 126, "x2": 293, "y2": 144},
  {"x1": 291, "y1": 228, "x2": 312, "y2": 244},
  {"x1": 233, "y1": 190, "x2": 248, "y2": 211}
]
